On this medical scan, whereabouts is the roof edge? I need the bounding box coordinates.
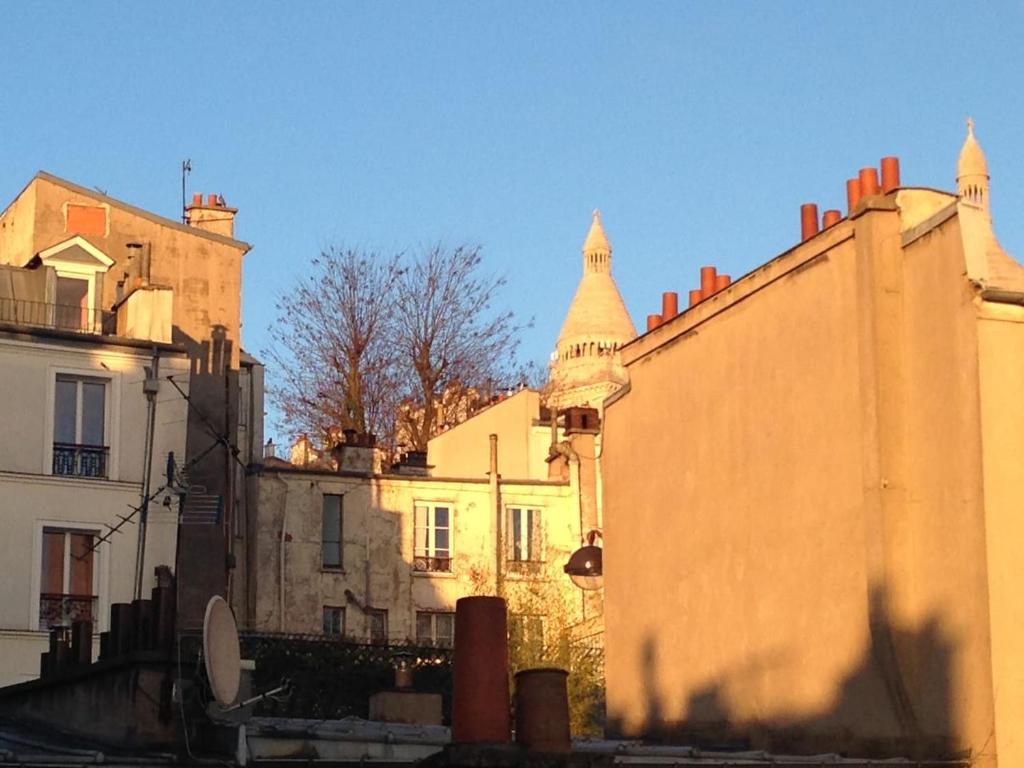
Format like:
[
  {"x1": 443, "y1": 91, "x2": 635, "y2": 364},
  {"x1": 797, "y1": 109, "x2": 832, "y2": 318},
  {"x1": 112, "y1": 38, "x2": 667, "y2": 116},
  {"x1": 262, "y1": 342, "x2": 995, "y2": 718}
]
[{"x1": 32, "y1": 171, "x2": 252, "y2": 252}]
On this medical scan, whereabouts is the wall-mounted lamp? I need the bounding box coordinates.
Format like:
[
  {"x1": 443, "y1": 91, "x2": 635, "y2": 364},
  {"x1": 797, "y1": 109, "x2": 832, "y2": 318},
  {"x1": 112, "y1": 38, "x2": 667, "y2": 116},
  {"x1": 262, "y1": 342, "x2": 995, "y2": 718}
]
[{"x1": 563, "y1": 530, "x2": 602, "y2": 590}]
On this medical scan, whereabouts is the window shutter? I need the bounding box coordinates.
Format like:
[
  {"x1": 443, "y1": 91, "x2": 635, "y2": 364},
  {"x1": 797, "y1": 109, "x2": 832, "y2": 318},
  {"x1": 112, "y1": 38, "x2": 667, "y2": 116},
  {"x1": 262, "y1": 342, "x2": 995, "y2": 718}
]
[
  {"x1": 41, "y1": 531, "x2": 65, "y2": 594},
  {"x1": 69, "y1": 534, "x2": 94, "y2": 596}
]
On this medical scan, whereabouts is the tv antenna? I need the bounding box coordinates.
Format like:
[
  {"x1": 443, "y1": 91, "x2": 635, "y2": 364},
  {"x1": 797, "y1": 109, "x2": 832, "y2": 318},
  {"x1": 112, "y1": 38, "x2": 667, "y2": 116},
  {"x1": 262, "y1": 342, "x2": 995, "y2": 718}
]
[{"x1": 181, "y1": 159, "x2": 192, "y2": 224}]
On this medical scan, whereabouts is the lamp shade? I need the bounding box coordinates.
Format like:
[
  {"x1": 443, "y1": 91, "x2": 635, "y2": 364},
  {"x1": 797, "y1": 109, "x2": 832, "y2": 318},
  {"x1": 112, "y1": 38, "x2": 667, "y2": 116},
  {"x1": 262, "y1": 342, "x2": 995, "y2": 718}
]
[{"x1": 563, "y1": 544, "x2": 603, "y2": 590}]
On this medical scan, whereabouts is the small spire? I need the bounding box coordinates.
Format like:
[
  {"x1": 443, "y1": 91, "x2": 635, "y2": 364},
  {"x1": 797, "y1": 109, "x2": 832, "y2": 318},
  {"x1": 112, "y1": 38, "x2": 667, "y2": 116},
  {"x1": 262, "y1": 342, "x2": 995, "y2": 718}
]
[
  {"x1": 957, "y1": 117, "x2": 990, "y2": 213},
  {"x1": 582, "y1": 208, "x2": 611, "y2": 256},
  {"x1": 958, "y1": 117, "x2": 989, "y2": 180}
]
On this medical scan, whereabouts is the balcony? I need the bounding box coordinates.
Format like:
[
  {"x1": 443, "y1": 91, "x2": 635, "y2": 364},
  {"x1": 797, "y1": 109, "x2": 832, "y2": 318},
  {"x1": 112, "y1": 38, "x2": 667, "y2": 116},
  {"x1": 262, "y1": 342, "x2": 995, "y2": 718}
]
[
  {"x1": 0, "y1": 298, "x2": 114, "y2": 334},
  {"x1": 413, "y1": 555, "x2": 452, "y2": 573},
  {"x1": 53, "y1": 443, "x2": 109, "y2": 478},
  {"x1": 39, "y1": 593, "x2": 97, "y2": 630}
]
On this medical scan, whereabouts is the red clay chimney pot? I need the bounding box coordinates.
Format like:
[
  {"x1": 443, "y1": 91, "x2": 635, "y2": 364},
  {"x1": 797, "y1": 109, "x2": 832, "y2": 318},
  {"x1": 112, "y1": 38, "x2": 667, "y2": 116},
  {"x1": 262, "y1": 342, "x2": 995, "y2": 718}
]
[
  {"x1": 714, "y1": 274, "x2": 731, "y2": 290},
  {"x1": 858, "y1": 167, "x2": 880, "y2": 197},
  {"x1": 191, "y1": 193, "x2": 202, "y2": 207},
  {"x1": 661, "y1": 291, "x2": 679, "y2": 320},
  {"x1": 207, "y1": 193, "x2": 218, "y2": 207},
  {"x1": 699, "y1": 266, "x2": 717, "y2": 298},
  {"x1": 688, "y1": 289, "x2": 702, "y2": 307},
  {"x1": 800, "y1": 203, "x2": 819, "y2": 242},
  {"x1": 846, "y1": 178, "x2": 862, "y2": 213},
  {"x1": 880, "y1": 156, "x2": 900, "y2": 193},
  {"x1": 822, "y1": 209, "x2": 842, "y2": 228},
  {"x1": 646, "y1": 313, "x2": 663, "y2": 331}
]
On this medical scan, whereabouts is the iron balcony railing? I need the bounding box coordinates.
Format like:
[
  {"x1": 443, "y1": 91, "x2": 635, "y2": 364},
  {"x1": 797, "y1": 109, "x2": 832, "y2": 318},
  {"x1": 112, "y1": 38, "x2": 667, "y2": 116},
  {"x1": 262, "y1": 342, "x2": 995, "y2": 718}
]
[
  {"x1": 413, "y1": 555, "x2": 452, "y2": 573},
  {"x1": 0, "y1": 298, "x2": 115, "y2": 334},
  {"x1": 39, "y1": 593, "x2": 97, "y2": 630},
  {"x1": 53, "y1": 443, "x2": 109, "y2": 478}
]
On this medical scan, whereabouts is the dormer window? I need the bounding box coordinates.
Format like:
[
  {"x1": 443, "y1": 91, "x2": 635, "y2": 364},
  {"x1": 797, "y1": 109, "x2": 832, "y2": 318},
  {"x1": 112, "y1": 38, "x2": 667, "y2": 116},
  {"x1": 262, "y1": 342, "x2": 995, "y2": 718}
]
[{"x1": 35, "y1": 236, "x2": 113, "y2": 332}]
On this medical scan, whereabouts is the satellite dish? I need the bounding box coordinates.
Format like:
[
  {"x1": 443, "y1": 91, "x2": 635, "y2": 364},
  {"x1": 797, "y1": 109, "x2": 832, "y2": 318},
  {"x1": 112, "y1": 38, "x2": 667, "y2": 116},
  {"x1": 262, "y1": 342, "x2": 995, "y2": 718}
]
[{"x1": 203, "y1": 595, "x2": 241, "y2": 706}]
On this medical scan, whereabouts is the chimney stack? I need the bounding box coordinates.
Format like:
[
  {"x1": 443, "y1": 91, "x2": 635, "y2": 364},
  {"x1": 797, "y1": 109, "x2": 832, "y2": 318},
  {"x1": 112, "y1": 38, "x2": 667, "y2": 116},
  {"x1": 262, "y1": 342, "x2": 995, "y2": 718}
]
[{"x1": 185, "y1": 192, "x2": 238, "y2": 239}]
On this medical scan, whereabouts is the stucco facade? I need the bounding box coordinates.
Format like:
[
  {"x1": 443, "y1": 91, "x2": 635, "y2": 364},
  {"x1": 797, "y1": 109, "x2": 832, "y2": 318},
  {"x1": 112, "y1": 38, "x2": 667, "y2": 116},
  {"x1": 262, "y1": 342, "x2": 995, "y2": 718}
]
[
  {"x1": 0, "y1": 327, "x2": 189, "y2": 686},
  {"x1": 601, "y1": 129, "x2": 1024, "y2": 765}
]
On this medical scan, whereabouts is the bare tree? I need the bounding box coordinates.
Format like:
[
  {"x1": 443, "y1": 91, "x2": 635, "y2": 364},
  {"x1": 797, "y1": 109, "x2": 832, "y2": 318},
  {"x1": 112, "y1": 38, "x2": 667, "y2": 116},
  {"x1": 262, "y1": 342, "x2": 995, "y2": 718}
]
[
  {"x1": 265, "y1": 247, "x2": 403, "y2": 447},
  {"x1": 392, "y1": 244, "x2": 522, "y2": 451}
]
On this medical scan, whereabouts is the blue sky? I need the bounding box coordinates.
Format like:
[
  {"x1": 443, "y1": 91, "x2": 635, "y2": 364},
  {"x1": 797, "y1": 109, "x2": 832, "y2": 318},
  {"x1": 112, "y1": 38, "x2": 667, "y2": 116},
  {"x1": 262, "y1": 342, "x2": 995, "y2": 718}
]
[{"x1": 3, "y1": 3, "x2": 1022, "y2": 439}]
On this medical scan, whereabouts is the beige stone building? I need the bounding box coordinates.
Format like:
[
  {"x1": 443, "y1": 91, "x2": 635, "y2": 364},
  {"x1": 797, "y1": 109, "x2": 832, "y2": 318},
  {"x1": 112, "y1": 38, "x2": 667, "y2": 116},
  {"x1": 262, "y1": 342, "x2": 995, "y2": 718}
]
[
  {"x1": 241, "y1": 412, "x2": 600, "y2": 648},
  {"x1": 0, "y1": 173, "x2": 262, "y2": 683},
  {"x1": 0, "y1": 231, "x2": 190, "y2": 685},
  {"x1": 601, "y1": 124, "x2": 1024, "y2": 766}
]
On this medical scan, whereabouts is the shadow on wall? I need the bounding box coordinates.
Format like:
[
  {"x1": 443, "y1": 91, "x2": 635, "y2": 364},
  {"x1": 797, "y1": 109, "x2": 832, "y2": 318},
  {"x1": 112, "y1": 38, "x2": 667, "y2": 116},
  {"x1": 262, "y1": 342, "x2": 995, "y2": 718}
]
[
  {"x1": 610, "y1": 586, "x2": 968, "y2": 762},
  {"x1": 171, "y1": 324, "x2": 236, "y2": 629}
]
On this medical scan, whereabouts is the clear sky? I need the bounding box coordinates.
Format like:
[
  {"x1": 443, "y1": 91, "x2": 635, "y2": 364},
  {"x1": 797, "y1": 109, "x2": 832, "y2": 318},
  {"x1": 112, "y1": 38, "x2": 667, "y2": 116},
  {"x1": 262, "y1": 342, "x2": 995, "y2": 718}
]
[{"x1": 3, "y1": 3, "x2": 1022, "y2": 439}]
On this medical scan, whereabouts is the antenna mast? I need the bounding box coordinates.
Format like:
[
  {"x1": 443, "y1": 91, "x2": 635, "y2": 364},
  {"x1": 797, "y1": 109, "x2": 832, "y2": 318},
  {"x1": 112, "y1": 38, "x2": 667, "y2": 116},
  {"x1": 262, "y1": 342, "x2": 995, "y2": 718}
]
[{"x1": 181, "y1": 159, "x2": 192, "y2": 224}]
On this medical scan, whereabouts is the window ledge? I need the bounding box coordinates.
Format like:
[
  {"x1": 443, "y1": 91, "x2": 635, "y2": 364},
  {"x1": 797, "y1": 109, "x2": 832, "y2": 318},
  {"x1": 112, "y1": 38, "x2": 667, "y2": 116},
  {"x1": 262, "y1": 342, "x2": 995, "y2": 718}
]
[
  {"x1": 320, "y1": 567, "x2": 347, "y2": 576},
  {"x1": 412, "y1": 570, "x2": 457, "y2": 579}
]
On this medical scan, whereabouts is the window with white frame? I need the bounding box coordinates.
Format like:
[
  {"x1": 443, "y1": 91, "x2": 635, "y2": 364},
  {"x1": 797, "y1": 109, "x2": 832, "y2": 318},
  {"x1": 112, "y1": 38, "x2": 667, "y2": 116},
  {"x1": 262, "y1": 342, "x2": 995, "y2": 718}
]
[
  {"x1": 53, "y1": 375, "x2": 108, "y2": 478},
  {"x1": 507, "y1": 507, "x2": 543, "y2": 563},
  {"x1": 322, "y1": 606, "x2": 345, "y2": 637},
  {"x1": 39, "y1": 528, "x2": 98, "y2": 630},
  {"x1": 416, "y1": 611, "x2": 454, "y2": 647},
  {"x1": 37, "y1": 236, "x2": 113, "y2": 334},
  {"x1": 414, "y1": 503, "x2": 451, "y2": 572}
]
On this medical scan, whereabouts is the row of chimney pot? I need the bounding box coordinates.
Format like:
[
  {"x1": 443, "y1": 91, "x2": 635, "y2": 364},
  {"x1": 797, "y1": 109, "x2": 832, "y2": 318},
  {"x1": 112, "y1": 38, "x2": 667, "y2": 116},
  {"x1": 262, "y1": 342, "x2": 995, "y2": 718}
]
[
  {"x1": 190, "y1": 192, "x2": 227, "y2": 208},
  {"x1": 801, "y1": 156, "x2": 901, "y2": 242},
  {"x1": 39, "y1": 585, "x2": 176, "y2": 680},
  {"x1": 645, "y1": 266, "x2": 732, "y2": 332}
]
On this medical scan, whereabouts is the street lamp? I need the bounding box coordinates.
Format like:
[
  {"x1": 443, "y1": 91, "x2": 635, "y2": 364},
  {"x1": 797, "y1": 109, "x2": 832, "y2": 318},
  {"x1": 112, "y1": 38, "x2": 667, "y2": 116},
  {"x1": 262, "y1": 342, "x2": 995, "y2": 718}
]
[{"x1": 563, "y1": 530, "x2": 602, "y2": 590}]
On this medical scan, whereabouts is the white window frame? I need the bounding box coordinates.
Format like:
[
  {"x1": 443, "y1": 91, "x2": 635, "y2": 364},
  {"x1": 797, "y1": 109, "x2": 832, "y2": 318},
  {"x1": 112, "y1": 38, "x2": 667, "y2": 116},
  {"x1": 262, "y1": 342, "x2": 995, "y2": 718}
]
[
  {"x1": 29, "y1": 520, "x2": 109, "y2": 633},
  {"x1": 507, "y1": 506, "x2": 544, "y2": 563},
  {"x1": 38, "y1": 236, "x2": 113, "y2": 334},
  {"x1": 415, "y1": 610, "x2": 455, "y2": 647},
  {"x1": 44, "y1": 365, "x2": 119, "y2": 480},
  {"x1": 413, "y1": 502, "x2": 453, "y2": 573}
]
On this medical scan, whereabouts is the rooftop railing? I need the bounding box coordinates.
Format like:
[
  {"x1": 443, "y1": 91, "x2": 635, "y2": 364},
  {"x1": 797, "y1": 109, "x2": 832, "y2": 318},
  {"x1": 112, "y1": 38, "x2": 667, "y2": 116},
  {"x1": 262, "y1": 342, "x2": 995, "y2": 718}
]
[{"x1": 0, "y1": 298, "x2": 115, "y2": 334}]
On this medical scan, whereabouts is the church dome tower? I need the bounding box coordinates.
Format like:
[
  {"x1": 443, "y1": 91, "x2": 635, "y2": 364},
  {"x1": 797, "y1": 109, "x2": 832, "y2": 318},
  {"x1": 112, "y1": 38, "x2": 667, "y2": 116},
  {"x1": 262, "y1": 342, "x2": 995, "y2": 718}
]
[
  {"x1": 547, "y1": 210, "x2": 637, "y2": 410},
  {"x1": 958, "y1": 118, "x2": 990, "y2": 215}
]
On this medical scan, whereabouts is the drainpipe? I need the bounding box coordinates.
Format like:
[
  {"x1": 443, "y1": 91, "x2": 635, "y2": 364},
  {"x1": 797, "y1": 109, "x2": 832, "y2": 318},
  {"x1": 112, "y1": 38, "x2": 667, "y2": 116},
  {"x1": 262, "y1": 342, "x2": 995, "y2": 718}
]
[
  {"x1": 273, "y1": 474, "x2": 290, "y2": 632},
  {"x1": 490, "y1": 434, "x2": 503, "y2": 596},
  {"x1": 133, "y1": 351, "x2": 160, "y2": 601}
]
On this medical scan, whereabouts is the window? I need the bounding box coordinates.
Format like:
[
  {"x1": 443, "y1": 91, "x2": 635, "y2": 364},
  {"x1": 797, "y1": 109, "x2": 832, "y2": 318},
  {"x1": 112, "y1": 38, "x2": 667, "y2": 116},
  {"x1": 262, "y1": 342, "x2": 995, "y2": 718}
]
[
  {"x1": 509, "y1": 614, "x2": 545, "y2": 654},
  {"x1": 55, "y1": 276, "x2": 90, "y2": 331},
  {"x1": 40, "y1": 528, "x2": 97, "y2": 630},
  {"x1": 416, "y1": 611, "x2": 455, "y2": 647},
  {"x1": 321, "y1": 494, "x2": 343, "y2": 568},
  {"x1": 414, "y1": 504, "x2": 451, "y2": 572},
  {"x1": 508, "y1": 507, "x2": 543, "y2": 563},
  {"x1": 322, "y1": 606, "x2": 345, "y2": 637},
  {"x1": 367, "y1": 608, "x2": 388, "y2": 644},
  {"x1": 53, "y1": 375, "x2": 108, "y2": 478}
]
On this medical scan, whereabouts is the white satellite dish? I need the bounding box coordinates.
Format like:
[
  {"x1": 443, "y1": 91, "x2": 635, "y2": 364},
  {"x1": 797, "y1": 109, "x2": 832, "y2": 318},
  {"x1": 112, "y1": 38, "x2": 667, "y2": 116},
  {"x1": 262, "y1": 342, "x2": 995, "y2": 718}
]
[{"x1": 203, "y1": 595, "x2": 241, "y2": 707}]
